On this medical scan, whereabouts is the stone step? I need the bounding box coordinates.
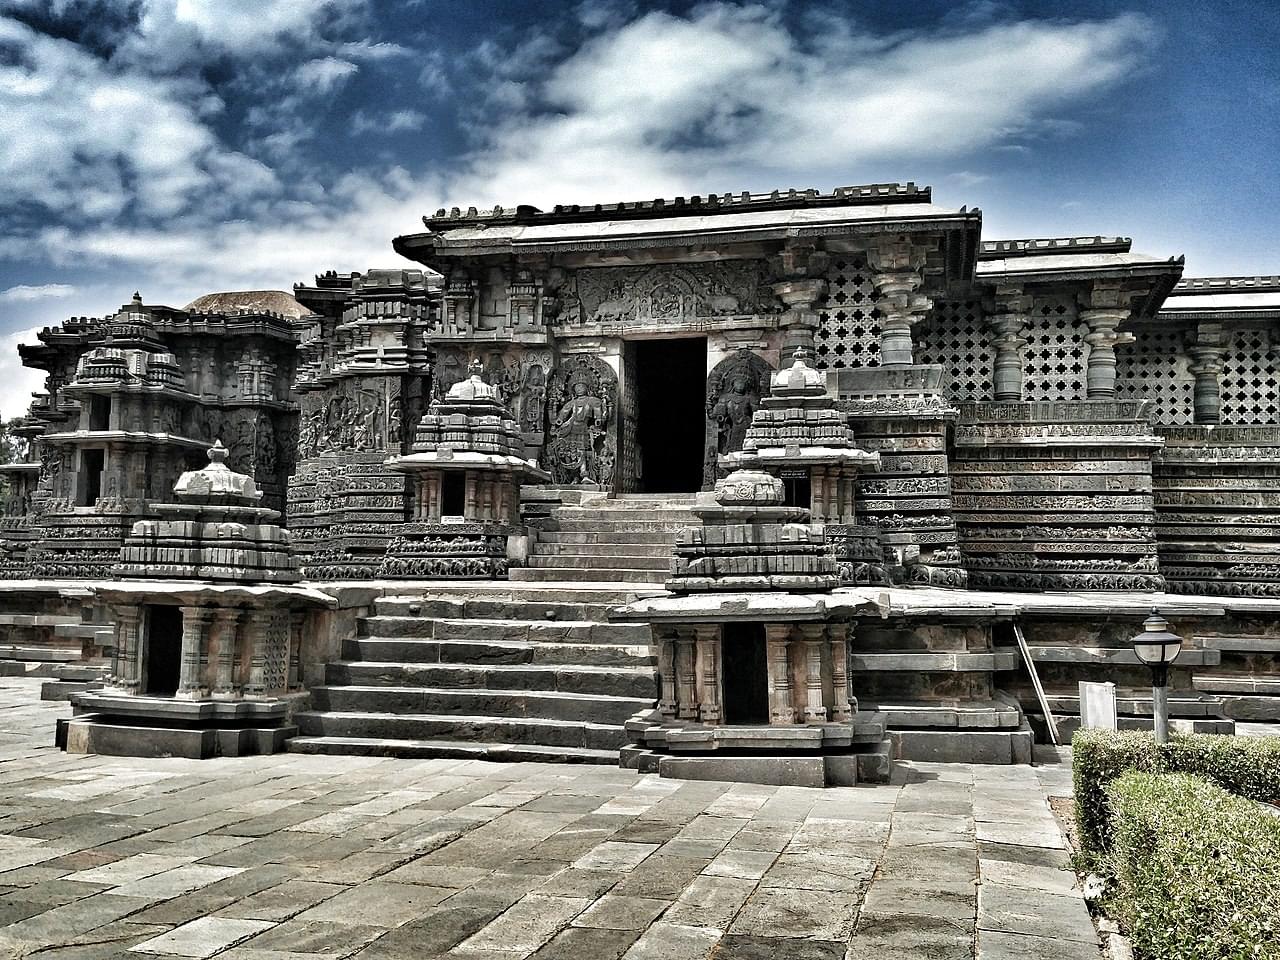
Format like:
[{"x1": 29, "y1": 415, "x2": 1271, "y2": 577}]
[
  {"x1": 371, "y1": 599, "x2": 629, "y2": 619},
  {"x1": 527, "y1": 555, "x2": 671, "y2": 571},
  {"x1": 0, "y1": 644, "x2": 81, "y2": 663},
  {"x1": 361, "y1": 616, "x2": 647, "y2": 644},
  {"x1": 509, "y1": 567, "x2": 669, "y2": 584},
  {"x1": 310, "y1": 684, "x2": 651, "y2": 724},
  {"x1": 285, "y1": 735, "x2": 619, "y2": 763},
  {"x1": 554, "y1": 508, "x2": 697, "y2": 522},
  {"x1": 535, "y1": 542, "x2": 674, "y2": 557},
  {"x1": 327, "y1": 661, "x2": 657, "y2": 698},
  {"x1": 342, "y1": 637, "x2": 654, "y2": 669},
  {"x1": 549, "y1": 519, "x2": 693, "y2": 533},
  {"x1": 293, "y1": 710, "x2": 628, "y2": 750},
  {"x1": 536, "y1": 531, "x2": 679, "y2": 545}
]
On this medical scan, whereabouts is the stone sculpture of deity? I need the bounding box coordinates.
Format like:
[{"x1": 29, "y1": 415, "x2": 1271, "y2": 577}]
[
  {"x1": 711, "y1": 375, "x2": 757, "y2": 454},
  {"x1": 550, "y1": 381, "x2": 608, "y2": 483}
]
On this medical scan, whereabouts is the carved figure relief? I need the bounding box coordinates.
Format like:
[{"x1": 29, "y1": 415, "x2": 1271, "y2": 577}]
[
  {"x1": 572, "y1": 263, "x2": 778, "y2": 325},
  {"x1": 703, "y1": 350, "x2": 772, "y2": 488},
  {"x1": 545, "y1": 356, "x2": 617, "y2": 486}
]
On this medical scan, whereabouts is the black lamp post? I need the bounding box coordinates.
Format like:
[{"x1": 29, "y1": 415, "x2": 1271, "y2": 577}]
[{"x1": 1131, "y1": 609, "x2": 1182, "y2": 744}]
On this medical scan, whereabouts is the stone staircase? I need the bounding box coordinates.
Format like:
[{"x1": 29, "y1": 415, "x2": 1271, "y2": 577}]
[
  {"x1": 288, "y1": 587, "x2": 661, "y2": 762},
  {"x1": 510, "y1": 494, "x2": 697, "y2": 585}
]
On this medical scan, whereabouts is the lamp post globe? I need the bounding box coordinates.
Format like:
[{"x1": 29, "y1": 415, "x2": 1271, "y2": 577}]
[{"x1": 1131, "y1": 610, "x2": 1182, "y2": 744}]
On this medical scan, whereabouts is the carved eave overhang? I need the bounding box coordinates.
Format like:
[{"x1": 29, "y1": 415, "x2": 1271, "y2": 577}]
[
  {"x1": 39, "y1": 429, "x2": 211, "y2": 449},
  {"x1": 386, "y1": 450, "x2": 551, "y2": 482},
  {"x1": 976, "y1": 237, "x2": 1184, "y2": 321},
  {"x1": 162, "y1": 313, "x2": 304, "y2": 341},
  {"x1": 1157, "y1": 276, "x2": 1280, "y2": 324},
  {"x1": 394, "y1": 183, "x2": 982, "y2": 290}
]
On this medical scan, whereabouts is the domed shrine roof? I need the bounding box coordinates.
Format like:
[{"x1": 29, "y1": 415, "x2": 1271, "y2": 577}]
[{"x1": 183, "y1": 290, "x2": 310, "y2": 318}]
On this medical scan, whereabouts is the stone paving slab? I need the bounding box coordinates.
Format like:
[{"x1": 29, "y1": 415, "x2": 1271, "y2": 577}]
[{"x1": 0, "y1": 677, "x2": 1101, "y2": 960}]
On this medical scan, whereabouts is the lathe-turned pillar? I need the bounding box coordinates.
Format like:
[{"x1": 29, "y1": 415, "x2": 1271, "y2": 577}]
[{"x1": 868, "y1": 237, "x2": 932, "y2": 366}]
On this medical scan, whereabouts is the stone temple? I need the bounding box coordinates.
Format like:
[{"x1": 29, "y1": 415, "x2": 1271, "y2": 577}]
[{"x1": 3, "y1": 182, "x2": 1279, "y2": 783}]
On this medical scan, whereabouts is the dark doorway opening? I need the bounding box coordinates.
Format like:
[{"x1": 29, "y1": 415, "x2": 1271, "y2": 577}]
[
  {"x1": 634, "y1": 337, "x2": 707, "y2": 493},
  {"x1": 80, "y1": 449, "x2": 104, "y2": 506},
  {"x1": 144, "y1": 606, "x2": 182, "y2": 696},
  {"x1": 721, "y1": 622, "x2": 769, "y2": 724},
  {"x1": 781, "y1": 470, "x2": 811, "y2": 511},
  {"x1": 88, "y1": 395, "x2": 111, "y2": 431},
  {"x1": 441, "y1": 473, "x2": 466, "y2": 517}
]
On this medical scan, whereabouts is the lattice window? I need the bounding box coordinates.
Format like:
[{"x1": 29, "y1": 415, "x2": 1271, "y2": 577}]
[
  {"x1": 1221, "y1": 328, "x2": 1280, "y2": 424},
  {"x1": 1115, "y1": 328, "x2": 1194, "y2": 425},
  {"x1": 1022, "y1": 298, "x2": 1088, "y2": 401},
  {"x1": 916, "y1": 301, "x2": 991, "y2": 402},
  {"x1": 815, "y1": 257, "x2": 881, "y2": 369}
]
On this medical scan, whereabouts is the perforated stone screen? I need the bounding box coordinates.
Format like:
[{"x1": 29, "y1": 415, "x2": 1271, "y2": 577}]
[
  {"x1": 1022, "y1": 297, "x2": 1089, "y2": 401},
  {"x1": 1221, "y1": 327, "x2": 1280, "y2": 424},
  {"x1": 916, "y1": 301, "x2": 991, "y2": 402},
  {"x1": 815, "y1": 256, "x2": 881, "y2": 369},
  {"x1": 1115, "y1": 329, "x2": 1194, "y2": 425}
]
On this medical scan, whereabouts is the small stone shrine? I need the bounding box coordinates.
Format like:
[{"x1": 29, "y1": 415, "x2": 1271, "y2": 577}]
[
  {"x1": 383, "y1": 361, "x2": 549, "y2": 577},
  {"x1": 621, "y1": 469, "x2": 891, "y2": 787},
  {"x1": 723, "y1": 348, "x2": 886, "y2": 585},
  {"x1": 62, "y1": 443, "x2": 330, "y2": 759}
]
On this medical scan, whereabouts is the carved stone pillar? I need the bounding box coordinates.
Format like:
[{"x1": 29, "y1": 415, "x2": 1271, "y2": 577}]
[
  {"x1": 797, "y1": 624, "x2": 827, "y2": 722},
  {"x1": 1080, "y1": 284, "x2": 1135, "y2": 400},
  {"x1": 657, "y1": 629, "x2": 678, "y2": 719},
  {"x1": 868, "y1": 238, "x2": 931, "y2": 366},
  {"x1": 765, "y1": 623, "x2": 795, "y2": 724},
  {"x1": 113, "y1": 605, "x2": 142, "y2": 694},
  {"x1": 244, "y1": 611, "x2": 270, "y2": 699},
  {"x1": 829, "y1": 623, "x2": 852, "y2": 722},
  {"x1": 289, "y1": 610, "x2": 306, "y2": 690},
  {"x1": 986, "y1": 288, "x2": 1033, "y2": 401},
  {"x1": 676, "y1": 631, "x2": 698, "y2": 720},
  {"x1": 209, "y1": 607, "x2": 243, "y2": 698},
  {"x1": 769, "y1": 242, "x2": 829, "y2": 356},
  {"x1": 177, "y1": 606, "x2": 210, "y2": 699},
  {"x1": 694, "y1": 624, "x2": 722, "y2": 724},
  {"x1": 1189, "y1": 322, "x2": 1227, "y2": 424}
]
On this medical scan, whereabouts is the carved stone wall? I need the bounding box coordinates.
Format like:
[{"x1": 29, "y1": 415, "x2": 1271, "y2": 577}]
[
  {"x1": 814, "y1": 256, "x2": 882, "y2": 369},
  {"x1": 288, "y1": 374, "x2": 425, "y2": 577},
  {"x1": 1220, "y1": 327, "x2": 1280, "y2": 424},
  {"x1": 569, "y1": 262, "x2": 776, "y2": 326},
  {"x1": 829, "y1": 366, "x2": 966, "y2": 587},
  {"x1": 544, "y1": 355, "x2": 618, "y2": 487},
  {"x1": 1115, "y1": 327, "x2": 1195, "y2": 425},
  {"x1": 954, "y1": 400, "x2": 1163, "y2": 591},
  {"x1": 703, "y1": 349, "x2": 773, "y2": 489},
  {"x1": 916, "y1": 300, "x2": 991, "y2": 403},
  {"x1": 1021, "y1": 297, "x2": 1088, "y2": 401},
  {"x1": 1154, "y1": 425, "x2": 1280, "y2": 596}
]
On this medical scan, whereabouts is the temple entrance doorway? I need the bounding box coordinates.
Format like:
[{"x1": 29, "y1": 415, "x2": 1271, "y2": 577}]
[
  {"x1": 631, "y1": 337, "x2": 706, "y2": 493},
  {"x1": 721, "y1": 622, "x2": 768, "y2": 723},
  {"x1": 143, "y1": 606, "x2": 182, "y2": 696}
]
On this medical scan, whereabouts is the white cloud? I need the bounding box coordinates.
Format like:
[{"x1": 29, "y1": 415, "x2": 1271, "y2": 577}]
[
  {"x1": 454, "y1": 7, "x2": 1156, "y2": 205},
  {"x1": 122, "y1": 0, "x2": 362, "y2": 68},
  {"x1": 0, "y1": 16, "x2": 280, "y2": 221},
  {"x1": 0, "y1": 326, "x2": 47, "y2": 421},
  {"x1": 295, "y1": 57, "x2": 360, "y2": 94},
  {"x1": 2, "y1": 4, "x2": 1160, "y2": 318},
  {"x1": 352, "y1": 109, "x2": 427, "y2": 135},
  {"x1": 0, "y1": 284, "x2": 76, "y2": 303}
]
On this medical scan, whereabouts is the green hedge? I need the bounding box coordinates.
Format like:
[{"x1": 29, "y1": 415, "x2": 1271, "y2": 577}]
[
  {"x1": 1073, "y1": 728, "x2": 1280, "y2": 853},
  {"x1": 1107, "y1": 772, "x2": 1280, "y2": 960}
]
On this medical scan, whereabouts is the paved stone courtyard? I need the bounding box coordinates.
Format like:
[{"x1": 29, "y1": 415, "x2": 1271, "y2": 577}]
[{"x1": 0, "y1": 676, "x2": 1097, "y2": 960}]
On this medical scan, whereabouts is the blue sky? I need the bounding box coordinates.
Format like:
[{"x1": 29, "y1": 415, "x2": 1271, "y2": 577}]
[{"x1": 0, "y1": 0, "x2": 1276, "y2": 415}]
